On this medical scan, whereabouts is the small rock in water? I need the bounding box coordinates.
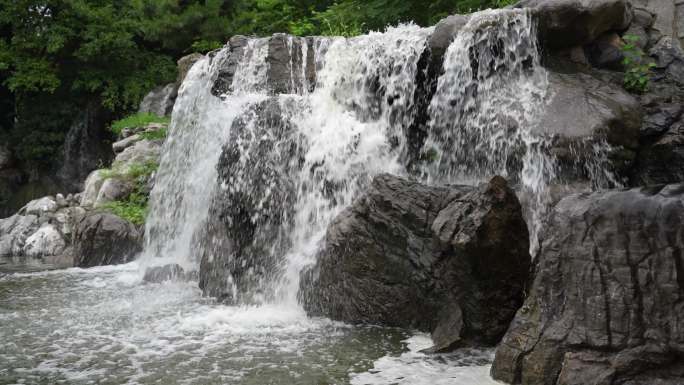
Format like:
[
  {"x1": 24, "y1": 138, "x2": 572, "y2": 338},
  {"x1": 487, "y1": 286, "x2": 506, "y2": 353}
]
[{"x1": 143, "y1": 264, "x2": 196, "y2": 283}]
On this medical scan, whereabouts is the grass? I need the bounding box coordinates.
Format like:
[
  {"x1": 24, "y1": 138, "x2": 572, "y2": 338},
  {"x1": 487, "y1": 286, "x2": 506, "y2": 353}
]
[
  {"x1": 97, "y1": 160, "x2": 159, "y2": 225},
  {"x1": 139, "y1": 126, "x2": 168, "y2": 141},
  {"x1": 110, "y1": 113, "x2": 170, "y2": 136},
  {"x1": 100, "y1": 191, "x2": 149, "y2": 226}
]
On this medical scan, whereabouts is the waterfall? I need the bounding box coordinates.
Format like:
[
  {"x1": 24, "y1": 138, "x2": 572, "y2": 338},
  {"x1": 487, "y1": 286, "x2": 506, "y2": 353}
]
[
  {"x1": 422, "y1": 9, "x2": 553, "y2": 253},
  {"x1": 142, "y1": 8, "x2": 614, "y2": 302}
]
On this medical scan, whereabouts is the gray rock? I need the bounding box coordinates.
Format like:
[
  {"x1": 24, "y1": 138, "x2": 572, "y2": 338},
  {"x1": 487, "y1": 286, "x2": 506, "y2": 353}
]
[
  {"x1": 650, "y1": 36, "x2": 684, "y2": 84},
  {"x1": 95, "y1": 178, "x2": 134, "y2": 206},
  {"x1": 143, "y1": 264, "x2": 198, "y2": 283},
  {"x1": 73, "y1": 213, "x2": 142, "y2": 267},
  {"x1": 176, "y1": 53, "x2": 204, "y2": 87},
  {"x1": 19, "y1": 197, "x2": 58, "y2": 216},
  {"x1": 537, "y1": 71, "x2": 642, "y2": 183},
  {"x1": 212, "y1": 35, "x2": 320, "y2": 97},
  {"x1": 138, "y1": 83, "x2": 176, "y2": 117},
  {"x1": 491, "y1": 183, "x2": 684, "y2": 385},
  {"x1": 22, "y1": 224, "x2": 66, "y2": 258},
  {"x1": 429, "y1": 14, "x2": 470, "y2": 61},
  {"x1": 113, "y1": 139, "x2": 162, "y2": 171},
  {"x1": 80, "y1": 170, "x2": 107, "y2": 207},
  {"x1": 112, "y1": 134, "x2": 142, "y2": 153},
  {"x1": 640, "y1": 103, "x2": 682, "y2": 137},
  {"x1": 0, "y1": 214, "x2": 39, "y2": 257},
  {"x1": 300, "y1": 174, "x2": 530, "y2": 351},
  {"x1": 516, "y1": 0, "x2": 633, "y2": 49},
  {"x1": 630, "y1": 0, "x2": 677, "y2": 43}
]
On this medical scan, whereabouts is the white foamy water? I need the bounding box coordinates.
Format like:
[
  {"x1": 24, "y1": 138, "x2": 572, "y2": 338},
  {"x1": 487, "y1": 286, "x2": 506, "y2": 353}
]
[{"x1": 0, "y1": 266, "x2": 499, "y2": 384}]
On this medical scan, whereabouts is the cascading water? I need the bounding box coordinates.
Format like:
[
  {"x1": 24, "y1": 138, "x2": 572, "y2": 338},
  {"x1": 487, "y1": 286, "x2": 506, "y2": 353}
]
[{"x1": 422, "y1": 9, "x2": 554, "y2": 252}]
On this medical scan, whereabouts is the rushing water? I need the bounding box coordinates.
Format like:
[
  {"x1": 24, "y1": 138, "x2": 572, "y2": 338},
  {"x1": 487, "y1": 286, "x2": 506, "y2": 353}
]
[
  {"x1": 0, "y1": 263, "x2": 500, "y2": 384},
  {"x1": 0, "y1": 7, "x2": 616, "y2": 384}
]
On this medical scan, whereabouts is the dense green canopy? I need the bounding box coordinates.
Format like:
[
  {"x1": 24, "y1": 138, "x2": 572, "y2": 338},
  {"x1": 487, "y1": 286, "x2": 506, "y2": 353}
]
[{"x1": 0, "y1": 0, "x2": 510, "y2": 169}]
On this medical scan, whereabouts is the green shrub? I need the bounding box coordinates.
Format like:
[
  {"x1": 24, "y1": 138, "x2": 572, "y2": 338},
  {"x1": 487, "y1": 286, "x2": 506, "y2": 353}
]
[
  {"x1": 621, "y1": 34, "x2": 656, "y2": 94},
  {"x1": 100, "y1": 191, "x2": 149, "y2": 226},
  {"x1": 100, "y1": 160, "x2": 159, "y2": 182},
  {"x1": 110, "y1": 113, "x2": 170, "y2": 136}
]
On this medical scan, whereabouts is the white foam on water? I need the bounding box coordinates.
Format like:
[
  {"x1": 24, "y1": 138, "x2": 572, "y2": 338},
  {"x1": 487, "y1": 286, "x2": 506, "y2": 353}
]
[{"x1": 351, "y1": 334, "x2": 502, "y2": 385}]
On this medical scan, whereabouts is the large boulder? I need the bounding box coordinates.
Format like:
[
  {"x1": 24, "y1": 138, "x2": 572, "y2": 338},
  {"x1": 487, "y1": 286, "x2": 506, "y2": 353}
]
[
  {"x1": 491, "y1": 184, "x2": 684, "y2": 385},
  {"x1": 73, "y1": 213, "x2": 142, "y2": 267},
  {"x1": 138, "y1": 83, "x2": 176, "y2": 117},
  {"x1": 22, "y1": 224, "x2": 66, "y2": 258},
  {"x1": 198, "y1": 98, "x2": 303, "y2": 303},
  {"x1": 516, "y1": 0, "x2": 633, "y2": 49},
  {"x1": 0, "y1": 214, "x2": 40, "y2": 258},
  {"x1": 537, "y1": 71, "x2": 642, "y2": 185},
  {"x1": 300, "y1": 174, "x2": 530, "y2": 351},
  {"x1": 80, "y1": 170, "x2": 107, "y2": 207},
  {"x1": 632, "y1": 119, "x2": 684, "y2": 184}
]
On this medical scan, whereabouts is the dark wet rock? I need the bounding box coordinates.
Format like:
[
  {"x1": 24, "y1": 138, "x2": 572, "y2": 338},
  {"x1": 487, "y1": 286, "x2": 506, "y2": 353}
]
[
  {"x1": 199, "y1": 98, "x2": 304, "y2": 304},
  {"x1": 300, "y1": 174, "x2": 530, "y2": 351},
  {"x1": 538, "y1": 71, "x2": 642, "y2": 184},
  {"x1": 491, "y1": 184, "x2": 684, "y2": 385},
  {"x1": 650, "y1": 36, "x2": 684, "y2": 85},
  {"x1": 517, "y1": 0, "x2": 633, "y2": 50},
  {"x1": 429, "y1": 14, "x2": 470, "y2": 64},
  {"x1": 57, "y1": 101, "x2": 112, "y2": 192},
  {"x1": 639, "y1": 103, "x2": 682, "y2": 137},
  {"x1": 211, "y1": 36, "x2": 250, "y2": 97},
  {"x1": 73, "y1": 213, "x2": 141, "y2": 267},
  {"x1": 585, "y1": 32, "x2": 624, "y2": 70},
  {"x1": 176, "y1": 53, "x2": 203, "y2": 86},
  {"x1": 212, "y1": 35, "x2": 320, "y2": 97},
  {"x1": 143, "y1": 264, "x2": 198, "y2": 283},
  {"x1": 632, "y1": 119, "x2": 684, "y2": 184}
]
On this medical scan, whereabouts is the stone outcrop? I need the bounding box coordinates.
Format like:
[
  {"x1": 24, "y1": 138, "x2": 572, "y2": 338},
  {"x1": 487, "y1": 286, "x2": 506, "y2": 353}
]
[
  {"x1": 300, "y1": 174, "x2": 530, "y2": 351},
  {"x1": 211, "y1": 35, "x2": 322, "y2": 97},
  {"x1": 491, "y1": 184, "x2": 684, "y2": 385},
  {"x1": 73, "y1": 213, "x2": 142, "y2": 267},
  {"x1": 517, "y1": 0, "x2": 633, "y2": 49},
  {"x1": 139, "y1": 53, "x2": 204, "y2": 117},
  {"x1": 198, "y1": 98, "x2": 303, "y2": 303}
]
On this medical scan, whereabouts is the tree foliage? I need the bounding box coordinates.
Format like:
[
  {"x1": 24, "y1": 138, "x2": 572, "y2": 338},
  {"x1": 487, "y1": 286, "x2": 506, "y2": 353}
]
[{"x1": 0, "y1": 0, "x2": 507, "y2": 170}]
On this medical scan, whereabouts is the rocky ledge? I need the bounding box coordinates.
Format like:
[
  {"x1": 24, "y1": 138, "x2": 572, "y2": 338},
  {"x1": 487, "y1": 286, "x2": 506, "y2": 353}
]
[
  {"x1": 300, "y1": 174, "x2": 531, "y2": 352},
  {"x1": 491, "y1": 184, "x2": 684, "y2": 385}
]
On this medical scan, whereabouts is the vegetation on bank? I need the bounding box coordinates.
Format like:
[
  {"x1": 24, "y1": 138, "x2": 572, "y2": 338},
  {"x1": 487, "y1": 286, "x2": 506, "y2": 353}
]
[
  {"x1": 620, "y1": 34, "x2": 656, "y2": 94},
  {"x1": 110, "y1": 113, "x2": 170, "y2": 137},
  {"x1": 98, "y1": 159, "x2": 159, "y2": 225}
]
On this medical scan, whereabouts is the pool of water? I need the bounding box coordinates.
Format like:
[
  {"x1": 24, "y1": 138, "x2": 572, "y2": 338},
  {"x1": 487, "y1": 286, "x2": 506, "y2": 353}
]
[{"x1": 0, "y1": 262, "x2": 501, "y2": 385}]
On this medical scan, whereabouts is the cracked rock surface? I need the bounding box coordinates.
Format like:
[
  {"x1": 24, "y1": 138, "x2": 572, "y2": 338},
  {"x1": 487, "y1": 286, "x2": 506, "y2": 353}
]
[
  {"x1": 491, "y1": 183, "x2": 684, "y2": 385},
  {"x1": 300, "y1": 174, "x2": 530, "y2": 351}
]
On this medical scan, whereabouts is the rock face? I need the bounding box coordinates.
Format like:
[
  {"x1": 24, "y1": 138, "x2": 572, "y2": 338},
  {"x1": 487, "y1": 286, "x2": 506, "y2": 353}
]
[
  {"x1": 491, "y1": 184, "x2": 684, "y2": 385},
  {"x1": 301, "y1": 174, "x2": 530, "y2": 351},
  {"x1": 539, "y1": 71, "x2": 642, "y2": 185},
  {"x1": 73, "y1": 213, "x2": 142, "y2": 267},
  {"x1": 517, "y1": 0, "x2": 633, "y2": 49},
  {"x1": 139, "y1": 83, "x2": 176, "y2": 117},
  {"x1": 57, "y1": 101, "x2": 112, "y2": 192},
  {"x1": 211, "y1": 35, "x2": 321, "y2": 97},
  {"x1": 198, "y1": 98, "x2": 303, "y2": 303}
]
